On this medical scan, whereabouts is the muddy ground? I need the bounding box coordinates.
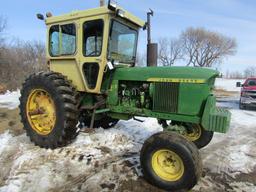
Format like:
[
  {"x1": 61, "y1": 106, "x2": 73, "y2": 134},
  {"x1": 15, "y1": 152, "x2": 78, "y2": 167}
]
[
  {"x1": 0, "y1": 108, "x2": 23, "y2": 136},
  {"x1": 0, "y1": 91, "x2": 255, "y2": 192}
]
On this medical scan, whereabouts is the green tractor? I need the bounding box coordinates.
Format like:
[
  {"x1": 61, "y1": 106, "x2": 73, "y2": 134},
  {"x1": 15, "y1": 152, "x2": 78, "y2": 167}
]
[{"x1": 19, "y1": 1, "x2": 231, "y2": 191}]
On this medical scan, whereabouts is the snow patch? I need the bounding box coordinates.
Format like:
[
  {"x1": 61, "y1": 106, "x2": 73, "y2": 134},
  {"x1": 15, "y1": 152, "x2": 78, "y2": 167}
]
[
  {"x1": 0, "y1": 119, "x2": 162, "y2": 192},
  {"x1": 0, "y1": 90, "x2": 20, "y2": 109},
  {"x1": 201, "y1": 109, "x2": 256, "y2": 177},
  {"x1": 215, "y1": 78, "x2": 245, "y2": 92},
  {"x1": 0, "y1": 131, "x2": 12, "y2": 154}
]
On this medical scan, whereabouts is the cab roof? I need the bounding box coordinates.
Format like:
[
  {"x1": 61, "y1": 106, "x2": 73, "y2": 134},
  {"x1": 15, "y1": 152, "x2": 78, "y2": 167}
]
[{"x1": 45, "y1": 6, "x2": 145, "y2": 28}]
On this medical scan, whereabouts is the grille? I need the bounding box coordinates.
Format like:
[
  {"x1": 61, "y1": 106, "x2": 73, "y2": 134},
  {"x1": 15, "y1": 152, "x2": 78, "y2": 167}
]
[
  {"x1": 153, "y1": 82, "x2": 179, "y2": 113},
  {"x1": 250, "y1": 95, "x2": 256, "y2": 99},
  {"x1": 247, "y1": 91, "x2": 256, "y2": 94}
]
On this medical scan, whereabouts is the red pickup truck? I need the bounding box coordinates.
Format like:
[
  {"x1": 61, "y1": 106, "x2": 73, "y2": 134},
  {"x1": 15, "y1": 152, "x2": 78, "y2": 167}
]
[{"x1": 237, "y1": 78, "x2": 256, "y2": 109}]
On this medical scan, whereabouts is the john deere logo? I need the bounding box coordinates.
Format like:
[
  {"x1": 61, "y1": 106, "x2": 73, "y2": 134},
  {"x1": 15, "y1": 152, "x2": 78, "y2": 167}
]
[{"x1": 147, "y1": 78, "x2": 206, "y2": 83}]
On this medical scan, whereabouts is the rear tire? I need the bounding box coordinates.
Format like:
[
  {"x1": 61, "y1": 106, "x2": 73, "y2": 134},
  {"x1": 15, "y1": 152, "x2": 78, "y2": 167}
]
[
  {"x1": 140, "y1": 132, "x2": 202, "y2": 191},
  {"x1": 19, "y1": 72, "x2": 79, "y2": 149}
]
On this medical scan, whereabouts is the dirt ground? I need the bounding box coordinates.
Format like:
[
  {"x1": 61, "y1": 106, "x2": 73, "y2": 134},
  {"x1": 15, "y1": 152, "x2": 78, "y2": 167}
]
[
  {"x1": 0, "y1": 90, "x2": 256, "y2": 192},
  {"x1": 0, "y1": 108, "x2": 23, "y2": 136}
]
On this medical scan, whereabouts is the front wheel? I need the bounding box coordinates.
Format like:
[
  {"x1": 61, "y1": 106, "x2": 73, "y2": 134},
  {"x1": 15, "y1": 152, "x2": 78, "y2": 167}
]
[{"x1": 140, "y1": 132, "x2": 202, "y2": 191}]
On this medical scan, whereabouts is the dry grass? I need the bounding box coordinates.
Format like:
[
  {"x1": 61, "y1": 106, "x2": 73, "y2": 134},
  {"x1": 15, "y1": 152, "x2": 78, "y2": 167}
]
[
  {"x1": 0, "y1": 84, "x2": 6, "y2": 94},
  {"x1": 214, "y1": 88, "x2": 239, "y2": 98}
]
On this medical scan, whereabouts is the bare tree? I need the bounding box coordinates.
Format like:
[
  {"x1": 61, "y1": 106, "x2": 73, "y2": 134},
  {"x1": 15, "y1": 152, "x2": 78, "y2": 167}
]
[
  {"x1": 0, "y1": 40, "x2": 46, "y2": 90},
  {"x1": 244, "y1": 66, "x2": 256, "y2": 78},
  {"x1": 181, "y1": 27, "x2": 237, "y2": 67},
  {"x1": 0, "y1": 16, "x2": 7, "y2": 47},
  {"x1": 0, "y1": 17, "x2": 47, "y2": 91},
  {"x1": 228, "y1": 71, "x2": 243, "y2": 79},
  {"x1": 158, "y1": 37, "x2": 183, "y2": 66},
  {"x1": 136, "y1": 52, "x2": 146, "y2": 67}
]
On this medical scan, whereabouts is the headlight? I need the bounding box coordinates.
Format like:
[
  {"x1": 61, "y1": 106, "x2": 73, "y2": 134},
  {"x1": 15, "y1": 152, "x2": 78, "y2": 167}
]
[
  {"x1": 117, "y1": 9, "x2": 125, "y2": 17},
  {"x1": 108, "y1": 0, "x2": 117, "y2": 11}
]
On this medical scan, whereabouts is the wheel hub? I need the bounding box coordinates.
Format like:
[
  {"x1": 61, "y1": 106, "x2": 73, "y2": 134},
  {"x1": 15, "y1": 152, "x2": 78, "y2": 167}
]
[
  {"x1": 26, "y1": 89, "x2": 56, "y2": 135},
  {"x1": 184, "y1": 124, "x2": 202, "y2": 141},
  {"x1": 152, "y1": 149, "x2": 184, "y2": 181}
]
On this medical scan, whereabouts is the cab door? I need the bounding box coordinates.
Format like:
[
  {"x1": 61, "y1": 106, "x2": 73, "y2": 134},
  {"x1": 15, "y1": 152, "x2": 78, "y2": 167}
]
[{"x1": 79, "y1": 15, "x2": 110, "y2": 93}]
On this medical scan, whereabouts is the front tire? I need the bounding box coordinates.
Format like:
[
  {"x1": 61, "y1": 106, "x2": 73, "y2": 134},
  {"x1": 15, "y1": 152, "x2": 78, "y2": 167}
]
[
  {"x1": 19, "y1": 72, "x2": 79, "y2": 149},
  {"x1": 140, "y1": 132, "x2": 202, "y2": 191}
]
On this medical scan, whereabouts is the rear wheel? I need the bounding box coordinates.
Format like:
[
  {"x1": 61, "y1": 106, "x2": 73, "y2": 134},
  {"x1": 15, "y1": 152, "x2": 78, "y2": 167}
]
[
  {"x1": 19, "y1": 72, "x2": 79, "y2": 149},
  {"x1": 140, "y1": 132, "x2": 202, "y2": 191}
]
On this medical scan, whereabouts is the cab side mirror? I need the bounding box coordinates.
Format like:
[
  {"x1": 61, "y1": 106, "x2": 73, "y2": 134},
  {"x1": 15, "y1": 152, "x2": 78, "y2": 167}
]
[{"x1": 236, "y1": 82, "x2": 241, "y2": 87}]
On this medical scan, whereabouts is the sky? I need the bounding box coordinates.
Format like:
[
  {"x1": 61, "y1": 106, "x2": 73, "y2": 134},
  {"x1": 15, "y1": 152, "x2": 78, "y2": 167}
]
[{"x1": 0, "y1": 0, "x2": 256, "y2": 74}]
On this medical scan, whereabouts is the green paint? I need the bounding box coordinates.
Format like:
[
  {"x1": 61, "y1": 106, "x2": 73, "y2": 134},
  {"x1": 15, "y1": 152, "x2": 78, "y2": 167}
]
[
  {"x1": 109, "y1": 106, "x2": 200, "y2": 123},
  {"x1": 107, "y1": 80, "x2": 119, "y2": 105},
  {"x1": 108, "y1": 112, "x2": 132, "y2": 120},
  {"x1": 105, "y1": 66, "x2": 230, "y2": 134},
  {"x1": 112, "y1": 66, "x2": 219, "y2": 83},
  {"x1": 201, "y1": 95, "x2": 231, "y2": 133},
  {"x1": 178, "y1": 83, "x2": 210, "y2": 116},
  {"x1": 95, "y1": 108, "x2": 110, "y2": 114}
]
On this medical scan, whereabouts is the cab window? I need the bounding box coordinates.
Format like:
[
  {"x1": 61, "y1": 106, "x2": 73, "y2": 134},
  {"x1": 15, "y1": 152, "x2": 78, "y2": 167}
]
[
  {"x1": 108, "y1": 20, "x2": 138, "y2": 64},
  {"x1": 83, "y1": 20, "x2": 104, "y2": 57},
  {"x1": 49, "y1": 23, "x2": 76, "y2": 56}
]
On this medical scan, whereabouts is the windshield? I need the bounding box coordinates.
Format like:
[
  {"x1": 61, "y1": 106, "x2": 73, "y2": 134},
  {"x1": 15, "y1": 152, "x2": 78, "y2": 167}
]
[
  {"x1": 246, "y1": 79, "x2": 256, "y2": 86},
  {"x1": 108, "y1": 20, "x2": 138, "y2": 64}
]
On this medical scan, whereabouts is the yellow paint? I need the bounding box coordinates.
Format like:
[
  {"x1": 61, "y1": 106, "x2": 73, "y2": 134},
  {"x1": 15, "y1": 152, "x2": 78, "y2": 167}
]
[
  {"x1": 147, "y1": 78, "x2": 206, "y2": 83},
  {"x1": 45, "y1": 6, "x2": 145, "y2": 27},
  {"x1": 50, "y1": 59, "x2": 86, "y2": 91},
  {"x1": 184, "y1": 124, "x2": 202, "y2": 141},
  {"x1": 152, "y1": 149, "x2": 184, "y2": 181},
  {"x1": 26, "y1": 89, "x2": 56, "y2": 135},
  {"x1": 46, "y1": 6, "x2": 144, "y2": 94}
]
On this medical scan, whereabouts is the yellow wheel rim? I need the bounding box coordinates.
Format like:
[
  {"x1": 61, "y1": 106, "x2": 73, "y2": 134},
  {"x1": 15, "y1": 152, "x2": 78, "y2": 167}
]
[
  {"x1": 26, "y1": 89, "x2": 56, "y2": 135},
  {"x1": 184, "y1": 124, "x2": 202, "y2": 141},
  {"x1": 152, "y1": 149, "x2": 184, "y2": 181}
]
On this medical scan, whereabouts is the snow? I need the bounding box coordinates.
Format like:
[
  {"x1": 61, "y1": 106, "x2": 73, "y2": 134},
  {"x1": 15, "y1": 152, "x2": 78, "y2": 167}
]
[
  {"x1": 0, "y1": 90, "x2": 20, "y2": 109},
  {"x1": 0, "y1": 119, "x2": 162, "y2": 192},
  {"x1": 0, "y1": 80, "x2": 256, "y2": 191},
  {"x1": 0, "y1": 131, "x2": 13, "y2": 154},
  {"x1": 215, "y1": 78, "x2": 245, "y2": 92}
]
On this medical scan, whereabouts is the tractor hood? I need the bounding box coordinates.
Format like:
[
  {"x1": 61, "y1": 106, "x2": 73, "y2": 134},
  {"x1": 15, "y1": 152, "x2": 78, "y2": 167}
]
[{"x1": 113, "y1": 66, "x2": 219, "y2": 84}]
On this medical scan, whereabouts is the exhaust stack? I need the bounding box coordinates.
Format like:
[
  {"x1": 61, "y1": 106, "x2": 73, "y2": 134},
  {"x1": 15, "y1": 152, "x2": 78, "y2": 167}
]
[{"x1": 146, "y1": 9, "x2": 158, "y2": 67}]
